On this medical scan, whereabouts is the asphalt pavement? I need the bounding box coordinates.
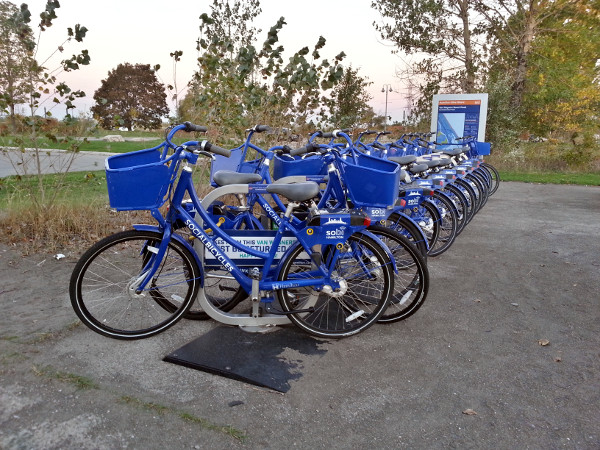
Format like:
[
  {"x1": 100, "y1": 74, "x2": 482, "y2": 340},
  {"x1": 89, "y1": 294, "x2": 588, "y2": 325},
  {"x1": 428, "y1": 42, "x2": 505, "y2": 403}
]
[
  {"x1": 0, "y1": 181, "x2": 599, "y2": 449},
  {"x1": 0, "y1": 148, "x2": 113, "y2": 178}
]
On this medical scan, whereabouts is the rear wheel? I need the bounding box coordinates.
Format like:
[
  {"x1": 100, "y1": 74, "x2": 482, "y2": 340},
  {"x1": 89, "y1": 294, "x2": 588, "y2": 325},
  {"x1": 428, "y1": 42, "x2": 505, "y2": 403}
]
[
  {"x1": 399, "y1": 201, "x2": 440, "y2": 254},
  {"x1": 443, "y1": 184, "x2": 470, "y2": 235},
  {"x1": 379, "y1": 214, "x2": 429, "y2": 258},
  {"x1": 455, "y1": 178, "x2": 478, "y2": 223},
  {"x1": 481, "y1": 162, "x2": 500, "y2": 196},
  {"x1": 277, "y1": 233, "x2": 393, "y2": 338},
  {"x1": 367, "y1": 225, "x2": 429, "y2": 323},
  {"x1": 426, "y1": 192, "x2": 458, "y2": 257}
]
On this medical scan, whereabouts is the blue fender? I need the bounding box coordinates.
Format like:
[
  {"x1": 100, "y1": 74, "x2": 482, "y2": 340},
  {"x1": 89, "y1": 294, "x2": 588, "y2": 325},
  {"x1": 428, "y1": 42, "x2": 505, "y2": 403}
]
[
  {"x1": 273, "y1": 229, "x2": 398, "y2": 278},
  {"x1": 359, "y1": 229, "x2": 398, "y2": 274},
  {"x1": 387, "y1": 208, "x2": 430, "y2": 251}
]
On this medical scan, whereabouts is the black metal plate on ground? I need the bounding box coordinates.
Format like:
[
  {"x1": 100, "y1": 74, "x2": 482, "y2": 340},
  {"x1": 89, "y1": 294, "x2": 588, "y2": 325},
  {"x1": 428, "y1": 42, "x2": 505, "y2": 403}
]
[{"x1": 163, "y1": 326, "x2": 329, "y2": 393}]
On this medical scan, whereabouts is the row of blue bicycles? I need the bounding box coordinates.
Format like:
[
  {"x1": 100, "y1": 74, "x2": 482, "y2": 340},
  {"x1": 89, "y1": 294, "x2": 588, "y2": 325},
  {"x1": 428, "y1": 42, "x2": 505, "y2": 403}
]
[{"x1": 69, "y1": 122, "x2": 499, "y2": 340}]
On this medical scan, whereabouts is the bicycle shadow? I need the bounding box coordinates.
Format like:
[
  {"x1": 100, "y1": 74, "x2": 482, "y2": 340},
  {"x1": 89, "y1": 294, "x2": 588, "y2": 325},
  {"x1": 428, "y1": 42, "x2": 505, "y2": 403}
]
[{"x1": 163, "y1": 325, "x2": 329, "y2": 392}]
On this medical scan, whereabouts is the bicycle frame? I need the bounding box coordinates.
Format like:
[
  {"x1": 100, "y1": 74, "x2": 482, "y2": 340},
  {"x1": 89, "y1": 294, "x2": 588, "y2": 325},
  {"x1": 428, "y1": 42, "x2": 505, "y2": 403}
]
[
  {"x1": 213, "y1": 132, "x2": 430, "y2": 253},
  {"x1": 134, "y1": 151, "x2": 381, "y2": 327}
]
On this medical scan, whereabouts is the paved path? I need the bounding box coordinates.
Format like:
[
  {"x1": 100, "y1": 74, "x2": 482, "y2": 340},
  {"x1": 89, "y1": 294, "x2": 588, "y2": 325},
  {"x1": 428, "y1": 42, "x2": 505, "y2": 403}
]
[
  {"x1": 0, "y1": 148, "x2": 114, "y2": 178},
  {"x1": 0, "y1": 182, "x2": 599, "y2": 448}
]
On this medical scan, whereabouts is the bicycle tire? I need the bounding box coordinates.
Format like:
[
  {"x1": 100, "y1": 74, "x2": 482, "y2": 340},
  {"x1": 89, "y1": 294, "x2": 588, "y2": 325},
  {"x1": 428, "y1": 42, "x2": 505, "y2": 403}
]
[
  {"x1": 426, "y1": 191, "x2": 458, "y2": 257},
  {"x1": 377, "y1": 214, "x2": 429, "y2": 259},
  {"x1": 455, "y1": 178, "x2": 478, "y2": 222},
  {"x1": 443, "y1": 184, "x2": 470, "y2": 235},
  {"x1": 466, "y1": 173, "x2": 488, "y2": 212},
  {"x1": 367, "y1": 225, "x2": 429, "y2": 323},
  {"x1": 276, "y1": 233, "x2": 393, "y2": 338},
  {"x1": 399, "y1": 201, "x2": 441, "y2": 254},
  {"x1": 70, "y1": 230, "x2": 200, "y2": 339},
  {"x1": 473, "y1": 170, "x2": 491, "y2": 209},
  {"x1": 481, "y1": 162, "x2": 500, "y2": 196}
]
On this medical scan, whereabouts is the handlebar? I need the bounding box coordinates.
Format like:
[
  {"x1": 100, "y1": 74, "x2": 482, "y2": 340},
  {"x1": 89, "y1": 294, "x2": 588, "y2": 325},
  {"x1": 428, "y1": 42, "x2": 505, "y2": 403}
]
[
  {"x1": 196, "y1": 140, "x2": 231, "y2": 157},
  {"x1": 182, "y1": 121, "x2": 208, "y2": 133},
  {"x1": 321, "y1": 128, "x2": 351, "y2": 139},
  {"x1": 290, "y1": 142, "x2": 318, "y2": 157},
  {"x1": 246, "y1": 124, "x2": 271, "y2": 133},
  {"x1": 161, "y1": 123, "x2": 231, "y2": 158}
]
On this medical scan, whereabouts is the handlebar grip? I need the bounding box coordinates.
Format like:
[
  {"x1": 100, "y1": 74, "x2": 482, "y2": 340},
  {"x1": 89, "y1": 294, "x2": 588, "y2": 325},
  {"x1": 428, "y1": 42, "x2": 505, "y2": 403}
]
[
  {"x1": 322, "y1": 129, "x2": 351, "y2": 139},
  {"x1": 254, "y1": 124, "x2": 270, "y2": 133},
  {"x1": 290, "y1": 143, "x2": 316, "y2": 157},
  {"x1": 183, "y1": 122, "x2": 208, "y2": 133},
  {"x1": 200, "y1": 140, "x2": 231, "y2": 157}
]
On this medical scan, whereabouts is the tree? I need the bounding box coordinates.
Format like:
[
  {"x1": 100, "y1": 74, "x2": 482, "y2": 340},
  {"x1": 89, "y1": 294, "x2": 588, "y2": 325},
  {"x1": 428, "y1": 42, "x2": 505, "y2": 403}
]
[
  {"x1": 180, "y1": 0, "x2": 346, "y2": 141},
  {"x1": 373, "y1": 0, "x2": 600, "y2": 146},
  {"x1": 330, "y1": 66, "x2": 373, "y2": 129},
  {"x1": 372, "y1": 0, "x2": 484, "y2": 94},
  {"x1": 92, "y1": 63, "x2": 169, "y2": 130},
  {"x1": 521, "y1": 4, "x2": 600, "y2": 138},
  {"x1": 1, "y1": 0, "x2": 91, "y2": 211},
  {"x1": 0, "y1": 1, "x2": 37, "y2": 131},
  {"x1": 474, "y1": 0, "x2": 588, "y2": 111}
]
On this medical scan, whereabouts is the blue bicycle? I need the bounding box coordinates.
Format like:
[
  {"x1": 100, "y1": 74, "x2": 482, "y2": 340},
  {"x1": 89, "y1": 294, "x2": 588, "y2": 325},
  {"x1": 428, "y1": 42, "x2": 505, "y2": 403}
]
[
  {"x1": 69, "y1": 123, "x2": 395, "y2": 339},
  {"x1": 199, "y1": 127, "x2": 430, "y2": 323}
]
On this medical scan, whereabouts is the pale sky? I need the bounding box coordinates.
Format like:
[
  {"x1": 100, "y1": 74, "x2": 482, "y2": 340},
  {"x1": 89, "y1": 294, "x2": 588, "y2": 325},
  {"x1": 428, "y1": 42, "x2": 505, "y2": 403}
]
[{"x1": 23, "y1": 0, "x2": 411, "y2": 123}]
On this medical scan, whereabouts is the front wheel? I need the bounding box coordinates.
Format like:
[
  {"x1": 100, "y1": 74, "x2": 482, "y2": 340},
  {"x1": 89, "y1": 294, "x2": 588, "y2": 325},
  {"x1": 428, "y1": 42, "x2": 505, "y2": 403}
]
[
  {"x1": 70, "y1": 230, "x2": 200, "y2": 340},
  {"x1": 276, "y1": 233, "x2": 393, "y2": 338}
]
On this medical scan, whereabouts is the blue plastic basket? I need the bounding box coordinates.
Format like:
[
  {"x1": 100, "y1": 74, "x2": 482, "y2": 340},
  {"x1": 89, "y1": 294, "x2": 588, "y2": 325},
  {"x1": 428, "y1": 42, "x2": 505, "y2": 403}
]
[
  {"x1": 338, "y1": 152, "x2": 400, "y2": 208},
  {"x1": 272, "y1": 153, "x2": 327, "y2": 180},
  {"x1": 475, "y1": 141, "x2": 491, "y2": 156},
  {"x1": 105, "y1": 148, "x2": 180, "y2": 211}
]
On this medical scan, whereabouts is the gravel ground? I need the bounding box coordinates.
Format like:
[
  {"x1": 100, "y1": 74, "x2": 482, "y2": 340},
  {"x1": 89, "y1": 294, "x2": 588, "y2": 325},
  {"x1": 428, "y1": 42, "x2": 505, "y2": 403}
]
[{"x1": 1, "y1": 181, "x2": 599, "y2": 449}]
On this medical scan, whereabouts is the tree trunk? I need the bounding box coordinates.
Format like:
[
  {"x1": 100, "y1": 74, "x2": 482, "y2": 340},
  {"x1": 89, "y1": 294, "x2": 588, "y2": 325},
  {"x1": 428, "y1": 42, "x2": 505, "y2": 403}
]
[
  {"x1": 458, "y1": 0, "x2": 476, "y2": 93},
  {"x1": 9, "y1": 103, "x2": 17, "y2": 132},
  {"x1": 510, "y1": 2, "x2": 538, "y2": 109}
]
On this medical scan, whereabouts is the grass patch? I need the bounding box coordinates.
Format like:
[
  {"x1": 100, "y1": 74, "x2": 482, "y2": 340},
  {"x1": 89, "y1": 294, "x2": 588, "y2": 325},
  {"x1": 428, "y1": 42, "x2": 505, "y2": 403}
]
[
  {"x1": 32, "y1": 365, "x2": 99, "y2": 390},
  {"x1": 28, "y1": 365, "x2": 247, "y2": 440},
  {"x1": 487, "y1": 141, "x2": 600, "y2": 173},
  {"x1": 25, "y1": 321, "x2": 82, "y2": 344},
  {"x1": 0, "y1": 160, "x2": 212, "y2": 253},
  {"x1": 179, "y1": 412, "x2": 248, "y2": 441},
  {"x1": 498, "y1": 171, "x2": 600, "y2": 185},
  {"x1": 0, "y1": 170, "x2": 108, "y2": 208},
  {"x1": 118, "y1": 395, "x2": 170, "y2": 414},
  {"x1": 119, "y1": 395, "x2": 247, "y2": 442},
  {"x1": 0, "y1": 169, "x2": 155, "y2": 253},
  {"x1": 1, "y1": 351, "x2": 27, "y2": 362}
]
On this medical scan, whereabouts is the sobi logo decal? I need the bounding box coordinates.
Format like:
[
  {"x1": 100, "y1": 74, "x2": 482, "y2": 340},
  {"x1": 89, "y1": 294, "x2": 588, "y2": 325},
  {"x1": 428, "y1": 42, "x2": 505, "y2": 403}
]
[
  {"x1": 326, "y1": 226, "x2": 347, "y2": 238},
  {"x1": 325, "y1": 220, "x2": 348, "y2": 239}
]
